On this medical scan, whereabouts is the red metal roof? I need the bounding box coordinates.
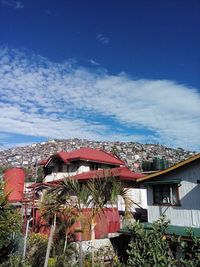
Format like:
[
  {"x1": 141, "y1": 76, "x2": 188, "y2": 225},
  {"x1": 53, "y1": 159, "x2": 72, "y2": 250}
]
[
  {"x1": 46, "y1": 147, "x2": 125, "y2": 166},
  {"x1": 72, "y1": 167, "x2": 145, "y2": 181},
  {"x1": 38, "y1": 159, "x2": 48, "y2": 166}
]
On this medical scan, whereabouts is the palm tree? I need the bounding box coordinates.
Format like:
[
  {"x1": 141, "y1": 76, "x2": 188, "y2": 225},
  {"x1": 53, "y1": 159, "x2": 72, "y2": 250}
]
[
  {"x1": 40, "y1": 180, "x2": 90, "y2": 267},
  {"x1": 39, "y1": 186, "x2": 79, "y2": 267},
  {"x1": 85, "y1": 173, "x2": 133, "y2": 267},
  {"x1": 41, "y1": 171, "x2": 133, "y2": 267}
]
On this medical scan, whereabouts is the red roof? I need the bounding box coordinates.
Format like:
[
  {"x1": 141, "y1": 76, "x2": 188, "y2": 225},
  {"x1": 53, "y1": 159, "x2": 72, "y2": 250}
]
[
  {"x1": 72, "y1": 167, "x2": 145, "y2": 181},
  {"x1": 30, "y1": 167, "x2": 145, "y2": 190},
  {"x1": 46, "y1": 147, "x2": 125, "y2": 166},
  {"x1": 38, "y1": 159, "x2": 48, "y2": 166}
]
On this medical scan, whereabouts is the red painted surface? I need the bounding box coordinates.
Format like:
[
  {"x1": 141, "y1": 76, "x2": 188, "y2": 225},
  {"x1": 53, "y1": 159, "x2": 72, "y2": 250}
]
[
  {"x1": 35, "y1": 207, "x2": 120, "y2": 241},
  {"x1": 45, "y1": 147, "x2": 125, "y2": 166},
  {"x1": 4, "y1": 168, "x2": 25, "y2": 203},
  {"x1": 72, "y1": 167, "x2": 145, "y2": 181}
]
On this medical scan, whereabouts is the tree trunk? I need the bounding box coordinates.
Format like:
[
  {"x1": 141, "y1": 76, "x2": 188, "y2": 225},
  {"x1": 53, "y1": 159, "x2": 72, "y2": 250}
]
[
  {"x1": 78, "y1": 240, "x2": 83, "y2": 267},
  {"x1": 44, "y1": 214, "x2": 56, "y2": 267},
  {"x1": 91, "y1": 218, "x2": 96, "y2": 267}
]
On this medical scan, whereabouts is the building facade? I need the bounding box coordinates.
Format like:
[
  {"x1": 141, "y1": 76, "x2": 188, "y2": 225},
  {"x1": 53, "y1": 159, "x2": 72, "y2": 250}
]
[{"x1": 138, "y1": 154, "x2": 200, "y2": 228}]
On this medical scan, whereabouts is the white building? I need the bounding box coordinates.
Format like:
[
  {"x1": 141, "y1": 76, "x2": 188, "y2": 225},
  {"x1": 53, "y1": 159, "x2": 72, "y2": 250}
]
[
  {"x1": 39, "y1": 147, "x2": 147, "y2": 213},
  {"x1": 137, "y1": 154, "x2": 200, "y2": 228}
]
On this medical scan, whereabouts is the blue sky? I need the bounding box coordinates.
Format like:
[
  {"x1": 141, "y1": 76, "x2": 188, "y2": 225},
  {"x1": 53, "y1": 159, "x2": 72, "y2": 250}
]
[{"x1": 0, "y1": 0, "x2": 200, "y2": 151}]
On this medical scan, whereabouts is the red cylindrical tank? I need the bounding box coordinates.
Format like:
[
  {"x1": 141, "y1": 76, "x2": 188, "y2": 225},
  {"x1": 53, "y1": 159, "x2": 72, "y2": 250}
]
[{"x1": 4, "y1": 168, "x2": 25, "y2": 203}]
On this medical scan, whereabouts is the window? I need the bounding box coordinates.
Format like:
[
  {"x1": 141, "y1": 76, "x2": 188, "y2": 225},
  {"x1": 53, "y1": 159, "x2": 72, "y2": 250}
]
[
  {"x1": 90, "y1": 162, "x2": 99, "y2": 171},
  {"x1": 58, "y1": 162, "x2": 63, "y2": 172},
  {"x1": 153, "y1": 184, "x2": 180, "y2": 206}
]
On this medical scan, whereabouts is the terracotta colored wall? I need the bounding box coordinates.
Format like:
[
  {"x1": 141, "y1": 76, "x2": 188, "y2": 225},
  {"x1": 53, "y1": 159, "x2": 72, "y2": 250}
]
[{"x1": 4, "y1": 168, "x2": 25, "y2": 202}]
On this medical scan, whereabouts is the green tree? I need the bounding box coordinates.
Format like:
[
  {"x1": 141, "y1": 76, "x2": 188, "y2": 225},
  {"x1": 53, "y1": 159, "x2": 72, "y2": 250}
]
[
  {"x1": 127, "y1": 217, "x2": 176, "y2": 267},
  {"x1": 46, "y1": 171, "x2": 132, "y2": 267},
  {"x1": 0, "y1": 182, "x2": 22, "y2": 264},
  {"x1": 40, "y1": 186, "x2": 79, "y2": 267},
  {"x1": 27, "y1": 233, "x2": 48, "y2": 267}
]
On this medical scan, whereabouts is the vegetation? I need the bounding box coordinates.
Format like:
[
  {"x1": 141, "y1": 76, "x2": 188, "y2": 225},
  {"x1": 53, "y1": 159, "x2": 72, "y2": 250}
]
[
  {"x1": 127, "y1": 216, "x2": 200, "y2": 267},
  {"x1": 0, "y1": 166, "x2": 11, "y2": 176},
  {"x1": 1, "y1": 166, "x2": 200, "y2": 267},
  {"x1": 40, "y1": 173, "x2": 132, "y2": 267},
  {"x1": 26, "y1": 233, "x2": 48, "y2": 267},
  {"x1": 24, "y1": 167, "x2": 44, "y2": 183},
  {"x1": 0, "y1": 182, "x2": 22, "y2": 264}
]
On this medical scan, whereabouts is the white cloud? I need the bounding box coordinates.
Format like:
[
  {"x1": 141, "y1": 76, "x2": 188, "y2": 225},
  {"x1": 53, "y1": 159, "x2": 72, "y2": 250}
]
[
  {"x1": 0, "y1": 47, "x2": 200, "y2": 150},
  {"x1": 97, "y1": 34, "x2": 110, "y2": 45},
  {"x1": 89, "y1": 59, "x2": 100, "y2": 66},
  {"x1": 1, "y1": 0, "x2": 24, "y2": 9}
]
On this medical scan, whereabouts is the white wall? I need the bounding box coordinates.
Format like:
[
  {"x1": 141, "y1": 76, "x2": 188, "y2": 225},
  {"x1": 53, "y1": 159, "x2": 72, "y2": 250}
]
[
  {"x1": 44, "y1": 161, "x2": 115, "y2": 182},
  {"x1": 118, "y1": 188, "x2": 147, "y2": 212}
]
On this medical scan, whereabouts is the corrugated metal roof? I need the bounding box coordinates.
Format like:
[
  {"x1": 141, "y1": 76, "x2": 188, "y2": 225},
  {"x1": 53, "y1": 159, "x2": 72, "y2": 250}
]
[
  {"x1": 45, "y1": 147, "x2": 125, "y2": 166},
  {"x1": 119, "y1": 222, "x2": 200, "y2": 237},
  {"x1": 72, "y1": 167, "x2": 145, "y2": 181}
]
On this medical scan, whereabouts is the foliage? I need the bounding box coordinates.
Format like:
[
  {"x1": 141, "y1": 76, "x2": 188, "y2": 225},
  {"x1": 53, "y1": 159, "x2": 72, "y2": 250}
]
[
  {"x1": 40, "y1": 174, "x2": 132, "y2": 267},
  {"x1": 127, "y1": 216, "x2": 200, "y2": 267},
  {"x1": 83, "y1": 245, "x2": 121, "y2": 267},
  {"x1": 0, "y1": 255, "x2": 31, "y2": 267},
  {"x1": 127, "y1": 216, "x2": 176, "y2": 267},
  {"x1": 27, "y1": 233, "x2": 48, "y2": 267},
  {"x1": 24, "y1": 166, "x2": 44, "y2": 183},
  {"x1": 47, "y1": 257, "x2": 56, "y2": 267},
  {"x1": 178, "y1": 231, "x2": 200, "y2": 267},
  {"x1": 39, "y1": 190, "x2": 79, "y2": 267},
  {"x1": 0, "y1": 182, "x2": 22, "y2": 263},
  {"x1": 0, "y1": 166, "x2": 11, "y2": 176}
]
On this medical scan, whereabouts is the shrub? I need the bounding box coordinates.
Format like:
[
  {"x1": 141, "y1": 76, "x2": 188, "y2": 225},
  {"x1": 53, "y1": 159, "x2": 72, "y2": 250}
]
[{"x1": 127, "y1": 217, "x2": 200, "y2": 267}]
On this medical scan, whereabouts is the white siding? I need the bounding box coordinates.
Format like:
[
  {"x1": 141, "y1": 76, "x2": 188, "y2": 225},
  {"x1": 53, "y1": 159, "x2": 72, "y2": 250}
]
[
  {"x1": 44, "y1": 172, "x2": 69, "y2": 182},
  {"x1": 118, "y1": 188, "x2": 147, "y2": 212},
  {"x1": 147, "y1": 160, "x2": 200, "y2": 227}
]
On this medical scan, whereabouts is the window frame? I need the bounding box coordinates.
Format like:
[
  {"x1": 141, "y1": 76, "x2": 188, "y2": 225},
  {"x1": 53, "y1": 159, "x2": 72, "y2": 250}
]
[{"x1": 152, "y1": 183, "x2": 180, "y2": 206}]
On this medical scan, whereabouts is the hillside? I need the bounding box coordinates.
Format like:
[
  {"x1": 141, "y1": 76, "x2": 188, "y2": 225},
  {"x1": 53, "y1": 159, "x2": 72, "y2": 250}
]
[{"x1": 0, "y1": 138, "x2": 196, "y2": 172}]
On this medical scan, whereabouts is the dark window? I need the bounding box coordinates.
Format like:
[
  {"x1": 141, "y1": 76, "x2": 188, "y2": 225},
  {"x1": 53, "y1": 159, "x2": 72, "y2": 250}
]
[
  {"x1": 58, "y1": 162, "x2": 63, "y2": 172},
  {"x1": 153, "y1": 184, "x2": 180, "y2": 206},
  {"x1": 90, "y1": 162, "x2": 99, "y2": 170},
  {"x1": 46, "y1": 166, "x2": 53, "y2": 175}
]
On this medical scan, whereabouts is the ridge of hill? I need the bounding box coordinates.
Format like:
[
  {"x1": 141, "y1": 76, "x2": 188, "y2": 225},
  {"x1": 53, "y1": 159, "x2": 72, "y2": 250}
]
[{"x1": 0, "y1": 138, "x2": 196, "y2": 172}]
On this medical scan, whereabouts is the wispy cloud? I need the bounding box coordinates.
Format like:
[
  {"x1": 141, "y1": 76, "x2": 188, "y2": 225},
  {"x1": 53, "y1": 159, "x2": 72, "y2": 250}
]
[
  {"x1": 89, "y1": 59, "x2": 100, "y2": 66},
  {"x1": 97, "y1": 34, "x2": 110, "y2": 45},
  {"x1": 0, "y1": 47, "x2": 200, "y2": 150},
  {"x1": 1, "y1": 0, "x2": 24, "y2": 9}
]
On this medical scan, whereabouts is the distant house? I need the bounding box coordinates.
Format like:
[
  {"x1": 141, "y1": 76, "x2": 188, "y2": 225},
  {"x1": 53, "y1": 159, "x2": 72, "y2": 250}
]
[
  {"x1": 42, "y1": 147, "x2": 125, "y2": 182},
  {"x1": 29, "y1": 147, "x2": 147, "y2": 240},
  {"x1": 137, "y1": 153, "x2": 200, "y2": 228},
  {"x1": 39, "y1": 147, "x2": 147, "y2": 214}
]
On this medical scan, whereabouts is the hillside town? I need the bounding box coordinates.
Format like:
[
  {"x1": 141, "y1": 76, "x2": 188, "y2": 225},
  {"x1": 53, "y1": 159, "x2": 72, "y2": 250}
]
[
  {"x1": 1, "y1": 142, "x2": 200, "y2": 266},
  {"x1": 0, "y1": 0, "x2": 199, "y2": 266},
  {"x1": 0, "y1": 138, "x2": 196, "y2": 171}
]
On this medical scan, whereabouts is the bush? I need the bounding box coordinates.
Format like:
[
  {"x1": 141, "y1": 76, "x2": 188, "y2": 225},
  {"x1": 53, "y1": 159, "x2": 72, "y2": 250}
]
[
  {"x1": 0, "y1": 255, "x2": 31, "y2": 267},
  {"x1": 127, "y1": 216, "x2": 200, "y2": 267},
  {"x1": 27, "y1": 233, "x2": 48, "y2": 267}
]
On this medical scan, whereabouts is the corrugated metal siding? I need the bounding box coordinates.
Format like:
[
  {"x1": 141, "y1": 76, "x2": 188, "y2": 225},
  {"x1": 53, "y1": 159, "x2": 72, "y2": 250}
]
[{"x1": 147, "y1": 160, "x2": 200, "y2": 227}]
